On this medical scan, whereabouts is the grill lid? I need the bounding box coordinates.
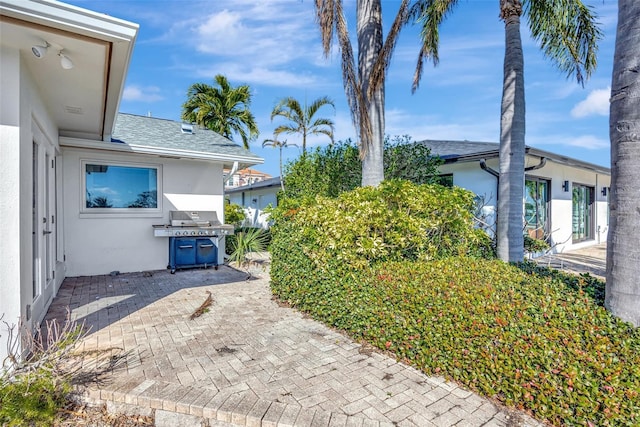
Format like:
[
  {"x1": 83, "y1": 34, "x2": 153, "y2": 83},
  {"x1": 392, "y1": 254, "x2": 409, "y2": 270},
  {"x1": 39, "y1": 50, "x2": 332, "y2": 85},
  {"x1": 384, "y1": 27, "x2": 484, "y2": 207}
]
[{"x1": 169, "y1": 210, "x2": 222, "y2": 227}]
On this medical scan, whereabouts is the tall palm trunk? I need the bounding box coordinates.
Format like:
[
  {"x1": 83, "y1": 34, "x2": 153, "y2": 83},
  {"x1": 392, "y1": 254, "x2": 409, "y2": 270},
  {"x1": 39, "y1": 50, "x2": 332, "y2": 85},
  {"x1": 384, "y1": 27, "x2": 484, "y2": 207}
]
[
  {"x1": 606, "y1": 0, "x2": 640, "y2": 327},
  {"x1": 357, "y1": 0, "x2": 385, "y2": 187},
  {"x1": 497, "y1": 0, "x2": 526, "y2": 262}
]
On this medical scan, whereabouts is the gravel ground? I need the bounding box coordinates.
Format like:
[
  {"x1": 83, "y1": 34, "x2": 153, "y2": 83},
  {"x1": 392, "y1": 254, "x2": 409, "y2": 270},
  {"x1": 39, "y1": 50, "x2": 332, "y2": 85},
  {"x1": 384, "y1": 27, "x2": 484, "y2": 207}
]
[{"x1": 54, "y1": 403, "x2": 153, "y2": 427}]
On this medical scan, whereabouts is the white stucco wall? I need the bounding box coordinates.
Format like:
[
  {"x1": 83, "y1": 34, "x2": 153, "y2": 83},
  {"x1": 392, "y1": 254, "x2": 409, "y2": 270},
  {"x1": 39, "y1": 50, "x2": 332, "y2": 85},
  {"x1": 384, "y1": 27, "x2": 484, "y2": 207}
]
[
  {"x1": 0, "y1": 47, "x2": 23, "y2": 365},
  {"x1": 227, "y1": 185, "x2": 279, "y2": 228},
  {"x1": 438, "y1": 157, "x2": 610, "y2": 254},
  {"x1": 62, "y1": 147, "x2": 226, "y2": 276},
  {"x1": 1, "y1": 46, "x2": 61, "y2": 363}
]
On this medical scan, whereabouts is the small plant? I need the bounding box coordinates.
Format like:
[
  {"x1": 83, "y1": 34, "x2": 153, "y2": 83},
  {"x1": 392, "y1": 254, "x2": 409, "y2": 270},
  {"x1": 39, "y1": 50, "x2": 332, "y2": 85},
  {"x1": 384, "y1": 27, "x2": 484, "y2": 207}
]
[
  {"x1": 227, "y1": 227, "x2": 268, "y2": 276},
  {"x1": 1, "y1": 310, "x2": 129, "y2": 426},
  {"x1": 1, "y1": 312, "x2": 86, "y2": 426}
]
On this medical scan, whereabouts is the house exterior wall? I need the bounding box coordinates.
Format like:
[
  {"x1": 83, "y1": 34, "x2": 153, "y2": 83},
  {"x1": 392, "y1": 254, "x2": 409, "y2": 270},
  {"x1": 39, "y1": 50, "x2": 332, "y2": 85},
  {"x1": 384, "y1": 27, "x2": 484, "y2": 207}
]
[
  {"x1": 227, "y1": 186, "x2": 279, "y2": 228},
  {"x1": 437, "y1": 157, "x2": 610, "y2": 254},
  {"x1": 62, "y1": 146, "x2": 226, "y2": 276},
  {"x1": 1, "y1": 46, "x2": 61, "y2": 363}
]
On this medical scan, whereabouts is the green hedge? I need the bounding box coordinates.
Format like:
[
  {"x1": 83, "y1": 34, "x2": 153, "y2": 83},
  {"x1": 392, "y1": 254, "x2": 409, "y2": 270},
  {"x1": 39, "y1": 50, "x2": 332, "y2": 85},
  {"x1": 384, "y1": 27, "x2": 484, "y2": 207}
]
[
  {"x1": 271, "y1": 180, "x2": 493, "y2": 269},
  {"x1": 271, "y1": 256, "x2": 639, "y2": 426},
  {"x1": 269, "y1": 181, "x2": 639, "y2": 426}
]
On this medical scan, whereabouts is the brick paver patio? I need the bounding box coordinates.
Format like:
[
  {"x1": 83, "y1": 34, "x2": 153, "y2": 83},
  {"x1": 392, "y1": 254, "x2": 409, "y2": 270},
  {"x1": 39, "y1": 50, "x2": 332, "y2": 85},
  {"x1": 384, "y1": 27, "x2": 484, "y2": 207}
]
[{"x1": 45, "y1": 263, "x2": 543, "y2": 427}]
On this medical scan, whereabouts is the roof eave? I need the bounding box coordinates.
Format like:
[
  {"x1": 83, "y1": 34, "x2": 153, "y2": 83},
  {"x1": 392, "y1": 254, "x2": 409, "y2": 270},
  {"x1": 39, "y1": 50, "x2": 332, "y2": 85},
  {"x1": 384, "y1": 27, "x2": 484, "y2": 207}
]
[
  {"x1": 59, "y1": 136, "x2": 264, "y2": 169},
  {"x1": 1, "y1": 0, "x2": 139, "y2": 141}
]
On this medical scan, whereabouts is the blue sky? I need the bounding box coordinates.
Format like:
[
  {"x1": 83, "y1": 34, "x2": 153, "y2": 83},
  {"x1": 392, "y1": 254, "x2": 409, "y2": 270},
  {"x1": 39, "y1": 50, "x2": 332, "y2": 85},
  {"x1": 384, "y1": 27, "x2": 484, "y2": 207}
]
[{"x1": 69, "y1": 0, "x2": 617, "y2": 177}]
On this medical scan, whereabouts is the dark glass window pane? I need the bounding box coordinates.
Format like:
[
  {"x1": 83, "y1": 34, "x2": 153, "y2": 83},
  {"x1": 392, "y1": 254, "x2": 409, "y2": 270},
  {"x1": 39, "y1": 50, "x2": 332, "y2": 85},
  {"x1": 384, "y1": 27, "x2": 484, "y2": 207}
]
[
  {"x1": 85, "y1": 164, "x2": 158, "y2": 209},
  {"x1": 572, "y1": 184, "x2": 593, "y2": 242},
  {"x1": 524, "y1": 179, "x2": 549, "y2": 240}
]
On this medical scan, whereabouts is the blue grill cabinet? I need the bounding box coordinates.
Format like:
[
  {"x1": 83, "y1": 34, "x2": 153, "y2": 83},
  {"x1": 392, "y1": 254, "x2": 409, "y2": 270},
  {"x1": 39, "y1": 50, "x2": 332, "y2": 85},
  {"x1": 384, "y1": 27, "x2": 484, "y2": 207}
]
[{"x1": 169, "y1": 237, "x2": 218, "y2": 273}]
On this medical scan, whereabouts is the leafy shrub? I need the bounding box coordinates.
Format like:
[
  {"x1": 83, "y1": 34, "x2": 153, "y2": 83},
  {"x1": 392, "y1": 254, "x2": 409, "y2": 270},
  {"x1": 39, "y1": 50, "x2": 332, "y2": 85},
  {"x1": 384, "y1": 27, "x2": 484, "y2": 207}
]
[
  {"x1": 283, "y1": 136, "x2": 443, "y2": 199},
  {"x1": 271, "y1": 180, "x2": 493, "y2": 270},
  {"x1": 271, "y1": 256, "x2": 640, "y2": 426},
  {"x1": 270, "y1": 181, "x2": 638, "y2": 426},
  {"x1": 517, "y1": 261, "x2": 606, "y2": 306},
  {"x1": 224, "y1": 202, "x2": 246, "y2": 227},
  {"x1": 524, "y1": 235, "x2": 550, "y2": 253}
]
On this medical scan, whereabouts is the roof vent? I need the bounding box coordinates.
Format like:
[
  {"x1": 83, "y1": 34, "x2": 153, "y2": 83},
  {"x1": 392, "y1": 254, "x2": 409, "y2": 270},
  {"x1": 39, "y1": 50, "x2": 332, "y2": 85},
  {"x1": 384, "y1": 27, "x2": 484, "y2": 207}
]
[
  {"x1": 65, "y1": 105, "x2": 83, "y2": 115},
  {"x1": 181, "y1": 123, "x2": 194, "y2": 134}
]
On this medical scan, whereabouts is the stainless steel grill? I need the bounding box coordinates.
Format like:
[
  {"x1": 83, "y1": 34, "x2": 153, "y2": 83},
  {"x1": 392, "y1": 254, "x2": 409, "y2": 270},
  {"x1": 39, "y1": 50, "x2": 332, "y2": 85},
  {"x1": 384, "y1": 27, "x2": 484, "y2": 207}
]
[
  {"x1": 152, "y1": 210, "x2": 234, "y2": 237},
  {"x1": 153, "y1": 210, "x2": 234, "y2": 273}
]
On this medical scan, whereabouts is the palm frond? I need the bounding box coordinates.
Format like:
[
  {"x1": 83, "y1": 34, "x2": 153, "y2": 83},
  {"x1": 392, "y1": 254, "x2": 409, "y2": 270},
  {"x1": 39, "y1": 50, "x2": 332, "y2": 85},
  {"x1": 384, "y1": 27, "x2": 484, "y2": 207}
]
[
  {"x1": 368, "y1": 0, "x2": 411, "y2": 98},
  {"x1": 525, "y1": 0, "x2": 602, "y2": 86},
  {"x1": 409, "y1": 0, "x2": 460, "y2": 93},
  {"x1": 334, "y1": 0, "x2": 370, "y2": 158},
  {"x1": 315, "y1": 0, "x2": 336, "y2": 55}
]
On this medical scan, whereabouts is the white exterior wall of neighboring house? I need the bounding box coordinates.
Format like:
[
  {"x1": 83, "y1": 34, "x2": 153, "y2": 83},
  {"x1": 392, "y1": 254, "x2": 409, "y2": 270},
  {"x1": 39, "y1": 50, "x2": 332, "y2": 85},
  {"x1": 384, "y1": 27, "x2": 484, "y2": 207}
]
[
  {"x1": 61, "y1": 146, "x2": 226, "y2": 276},
  {"x1": 227, "y1": 184, "x2": 279, "y2": 229},
  {"x1": 1, "y1": 44, "x2": 63, "y2": 362},
  {"x1": 437, "y1": 157, "x2": 610, "y2": 254}
]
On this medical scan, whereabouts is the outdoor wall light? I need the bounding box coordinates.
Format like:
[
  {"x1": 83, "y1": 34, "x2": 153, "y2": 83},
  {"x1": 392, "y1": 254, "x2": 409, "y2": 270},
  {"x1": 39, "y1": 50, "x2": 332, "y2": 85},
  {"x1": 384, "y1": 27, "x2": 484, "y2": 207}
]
[
  {"x1": 58, "y1": 51, "x2": 74, "y2": 69},
  {"x1": 31, "y1": 42, "x2": 49, "y2": 58},
  {"x1": 562, "y1": 180, "x2": 570, "y2": 192},
  {"x1": 602, "y1": 186, "x2": 609, "y2": 196}
]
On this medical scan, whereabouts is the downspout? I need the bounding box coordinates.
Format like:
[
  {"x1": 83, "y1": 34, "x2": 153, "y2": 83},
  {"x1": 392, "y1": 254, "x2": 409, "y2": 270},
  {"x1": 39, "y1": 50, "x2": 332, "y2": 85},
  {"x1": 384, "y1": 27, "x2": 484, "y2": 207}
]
[
  {"x1": 524, "y1": 157, "x2": 546, "y2": 172},
  {"x1": 479, "y1": 159, "x2": 500, "y2": 236},
  {"x1": 222, "y1": 161, "x2": 240, "y2": 263},
  {"x1": 223, "y1": 161, "x2": 239, "y2": 186},
  {"x1": 480, "y1": 159, "x2": 500, "y2": 179}
]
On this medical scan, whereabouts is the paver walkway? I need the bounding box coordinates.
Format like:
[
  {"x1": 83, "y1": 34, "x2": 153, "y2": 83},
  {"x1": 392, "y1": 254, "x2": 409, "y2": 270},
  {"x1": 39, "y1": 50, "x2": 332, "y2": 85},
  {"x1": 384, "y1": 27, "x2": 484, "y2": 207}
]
[
  {"x1": 45, "y1": 263, "x2": 543, "y2": 427},
  {"x1": 533, "y1": 243, "x2": 606, "y2": 280}
]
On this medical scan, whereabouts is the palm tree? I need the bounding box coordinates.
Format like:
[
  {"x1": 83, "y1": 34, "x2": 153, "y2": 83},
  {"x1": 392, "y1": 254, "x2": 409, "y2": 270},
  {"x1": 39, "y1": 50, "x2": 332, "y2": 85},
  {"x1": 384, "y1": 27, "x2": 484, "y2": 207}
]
[
  {"x1": 182, "y1": 74, "x2": 258, "y2": 149},
  {"x1": 606, "y1": 0, "x2": 640, "y2": 327},
  {"x1": 262, "y1": 138, "x2": 299, "y2": 192},
  {"x1": 270, "y1": 96, "x2": 335, "y2": 155},
  {"x1": 411, "y1": 0, "x2": 600, "y2": 262},
  {"x1": 315, "y1": 0, "x2": 411, "y2": 187}
]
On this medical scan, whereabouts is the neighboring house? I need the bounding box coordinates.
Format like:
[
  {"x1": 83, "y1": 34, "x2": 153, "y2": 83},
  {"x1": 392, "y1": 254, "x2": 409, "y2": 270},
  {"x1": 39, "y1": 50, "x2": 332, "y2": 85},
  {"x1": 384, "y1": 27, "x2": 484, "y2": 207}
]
[
  {"x1": 224, "y1": 168, "x2": 272, "y2": 189},
  {"x1": 226, "y1": 177, "x2": 281, "y2": 228},
  {"x1": 0, "y1": 0, "x2": 262, "y2": 363},
  {"x1": 420, "y1": 140, "x2": 610, "y2": 254}
]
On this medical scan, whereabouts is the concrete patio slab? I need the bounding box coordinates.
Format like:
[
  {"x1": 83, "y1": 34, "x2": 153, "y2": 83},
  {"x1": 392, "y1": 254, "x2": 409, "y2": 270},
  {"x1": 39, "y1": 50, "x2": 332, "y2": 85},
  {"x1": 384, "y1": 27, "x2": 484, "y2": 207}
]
[{"x1": 45, "y1": 263, "x2": 543, "y2": 427}]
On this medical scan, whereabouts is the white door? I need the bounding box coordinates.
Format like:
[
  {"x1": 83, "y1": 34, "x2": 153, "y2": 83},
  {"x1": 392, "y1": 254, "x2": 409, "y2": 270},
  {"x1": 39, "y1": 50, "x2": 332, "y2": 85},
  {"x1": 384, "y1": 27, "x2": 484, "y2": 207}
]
[{"x1": 31, "y1": 139, "x2": 57, "y2": 325}]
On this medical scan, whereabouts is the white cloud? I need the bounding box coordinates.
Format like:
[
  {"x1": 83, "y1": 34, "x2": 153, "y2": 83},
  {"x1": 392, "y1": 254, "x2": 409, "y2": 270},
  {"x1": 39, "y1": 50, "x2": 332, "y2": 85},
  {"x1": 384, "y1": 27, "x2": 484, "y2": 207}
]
[
  {"x1": 563, "y1": 135, "x2": 609, "y2": 149},
  {"x1": 159, "y1": 1, "x2": 323, "y2": 88},
  {"x1": 123, "y1": 85, "x2": 164, "y2": 102},
  {"x1": 194, "y1": 64, "x2": 318, "y2": 88},
  {"x1": 384, "y1": 108, "x2": 497, "y2": 142},
  {"x1": 571, "y1": 88, "x2": 610, "y2": 118}
]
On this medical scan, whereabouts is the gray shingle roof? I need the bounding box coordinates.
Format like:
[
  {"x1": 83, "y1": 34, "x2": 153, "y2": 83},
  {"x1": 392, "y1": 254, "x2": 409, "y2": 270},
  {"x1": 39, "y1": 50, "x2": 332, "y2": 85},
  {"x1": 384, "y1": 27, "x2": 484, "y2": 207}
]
[
  {"x1": 225, "y1": 176, "x2": 282, "y2": 193},
  {"x1": 418, "y1": 140, "x2": 499, "y2": 159},
  {"x1": 418, "y1": 139, "x2": 609, "y2": 174},
  {"x1": 111, "y1": 113, "x2": 263, "y2": 167}
]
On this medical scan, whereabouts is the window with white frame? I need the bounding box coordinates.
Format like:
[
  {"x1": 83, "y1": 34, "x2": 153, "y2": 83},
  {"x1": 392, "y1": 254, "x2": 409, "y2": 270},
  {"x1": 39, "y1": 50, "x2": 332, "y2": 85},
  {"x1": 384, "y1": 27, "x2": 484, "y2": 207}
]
[{"x1": 82, "y1": 161, "x2": 161, "y2": 212}]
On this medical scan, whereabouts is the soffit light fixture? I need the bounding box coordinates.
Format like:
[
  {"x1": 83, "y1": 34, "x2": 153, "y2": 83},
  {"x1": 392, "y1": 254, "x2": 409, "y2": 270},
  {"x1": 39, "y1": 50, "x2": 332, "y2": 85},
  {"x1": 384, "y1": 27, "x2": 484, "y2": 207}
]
[
  {"x1": 31, "y1": 40, "x2": 74, "y2": 70},
  {"x1": 58, "y1": 50, "x2": 74, "y2": 70},
  {"x1": 31, "y1": 41, "x2": 49, "y2": 58}
]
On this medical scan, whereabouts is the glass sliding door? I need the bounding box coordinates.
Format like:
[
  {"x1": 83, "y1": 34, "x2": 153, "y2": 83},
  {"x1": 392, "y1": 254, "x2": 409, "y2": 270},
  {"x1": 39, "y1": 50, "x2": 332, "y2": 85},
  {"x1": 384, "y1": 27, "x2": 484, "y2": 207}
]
[
  {"x1": 524, "y1": 178, "x2": 550, "y2": 240},
  {"x1": 572, "y1": 184, "x2": 594, "y2": 242}
]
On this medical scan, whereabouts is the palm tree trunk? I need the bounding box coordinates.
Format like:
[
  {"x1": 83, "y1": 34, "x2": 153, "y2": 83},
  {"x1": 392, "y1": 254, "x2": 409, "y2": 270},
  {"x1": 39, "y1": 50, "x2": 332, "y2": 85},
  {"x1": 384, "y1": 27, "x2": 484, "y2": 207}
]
[
  {"x1": 358, "y1": 0, "x2": 385, "y2": 187},
  {"x1": 606, "y1": 0, "x2": 640, "y2": 327},
  {"x1": 497, "y1": 0, "x2": 525, "y2": 263}
]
